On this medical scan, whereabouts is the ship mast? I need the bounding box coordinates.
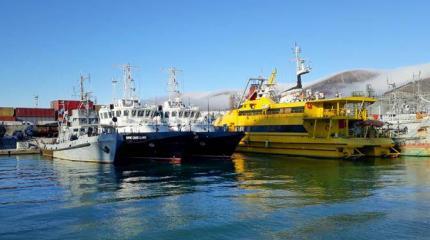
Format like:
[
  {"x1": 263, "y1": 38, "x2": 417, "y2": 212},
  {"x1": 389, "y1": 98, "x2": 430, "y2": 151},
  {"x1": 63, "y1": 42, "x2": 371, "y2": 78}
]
[
  {"x1": 289, "y1": 43, "x2": 311, "y2": 90},
  {"x1": 167, "y1": 67, "x2": 182, "y2": 102},
  {"x1": 121, "y1": 64, "x2": 138, "y2": 100}
]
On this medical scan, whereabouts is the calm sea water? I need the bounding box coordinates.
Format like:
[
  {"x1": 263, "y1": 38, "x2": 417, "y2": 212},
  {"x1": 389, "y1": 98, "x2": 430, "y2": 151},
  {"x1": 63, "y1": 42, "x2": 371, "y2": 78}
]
[{"x1": 0, "y1": 154, "x2": 429, "y2": 240}]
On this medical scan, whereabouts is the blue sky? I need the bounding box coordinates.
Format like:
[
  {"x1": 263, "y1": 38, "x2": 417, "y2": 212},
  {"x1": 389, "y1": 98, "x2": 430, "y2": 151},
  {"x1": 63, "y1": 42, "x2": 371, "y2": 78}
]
[{"x1": 0, "y1": 0, "x2": 429, "y2": 107}]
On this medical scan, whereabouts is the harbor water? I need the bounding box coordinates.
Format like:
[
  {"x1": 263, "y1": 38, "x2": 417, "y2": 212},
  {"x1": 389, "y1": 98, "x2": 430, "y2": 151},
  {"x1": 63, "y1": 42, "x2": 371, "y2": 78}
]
[{"x1": 0, "y1": 154, "x2": 429, "y2": 239}]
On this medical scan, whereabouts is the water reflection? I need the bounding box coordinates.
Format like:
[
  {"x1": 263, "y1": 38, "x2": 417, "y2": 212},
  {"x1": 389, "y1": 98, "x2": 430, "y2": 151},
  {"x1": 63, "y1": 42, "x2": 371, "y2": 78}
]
[
  {"x1": 51, "y1": 158, "x2": 237, "y2": 204},
  {"x1": 232, "y1": 153, "x2": 407, "y2": 207}
]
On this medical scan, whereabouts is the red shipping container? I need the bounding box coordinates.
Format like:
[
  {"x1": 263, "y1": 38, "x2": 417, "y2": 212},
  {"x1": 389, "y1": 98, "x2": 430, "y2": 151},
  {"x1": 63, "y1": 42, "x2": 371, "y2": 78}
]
[{"x1": 0, "y1": 116, "x2": 16, "y2": 121}]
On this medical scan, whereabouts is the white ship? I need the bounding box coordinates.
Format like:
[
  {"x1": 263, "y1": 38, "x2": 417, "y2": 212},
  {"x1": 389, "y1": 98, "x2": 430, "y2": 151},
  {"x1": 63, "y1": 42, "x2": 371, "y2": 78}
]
[
  {"x1": 160, "y1": 67, "x2": 244, "y2": 158},
  {"x1": 377, "y1": 75, "x2": 430, "y2": 156},
  {"x1": 98, "y1": 64, "x2": 194, "y2": 161},
  {"x1": 40, "y1": 75, "x2": 122, "y2": 163}
]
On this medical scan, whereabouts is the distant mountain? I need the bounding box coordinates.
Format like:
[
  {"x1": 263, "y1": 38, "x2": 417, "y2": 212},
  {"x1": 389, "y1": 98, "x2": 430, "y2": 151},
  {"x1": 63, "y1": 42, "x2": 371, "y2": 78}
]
[
  {"x1": 305, "y1": 63, "x2": 430, "y2": 97},
  {"x1": 143, "y1": 63, "x2": 430, "y2": 110}
]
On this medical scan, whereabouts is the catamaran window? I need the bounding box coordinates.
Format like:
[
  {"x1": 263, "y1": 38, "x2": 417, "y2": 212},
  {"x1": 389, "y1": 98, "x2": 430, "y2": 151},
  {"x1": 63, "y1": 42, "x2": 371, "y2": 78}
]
[
  {"x1": 172, "y1": 111, "x2": 177, "y2": 117},
  {"x1": 138, "y1": 110, "x2": 144, "y2": 117},
  {"x1": 123, "y1": 110, "x2": 129, "y2": 116},
  {"x1": 108, "y1": 112, "x2": 113, "y2": 118},
  {"x1": 190, "y1": 112, "x2": 195, "y2": 118},
  {"x1": 116, "y1": 110, "x2": 121, "y2": 117},
  {"x1": 132, "y1": 110, "x2": 137, "y2": 117},
  {"x1": 179, "y1": 111, "x2": 184, "y2": 118},
  {"x1": 164, "y1": 112, "x2": 170, "y2": 118},
  {"x1": 103, "y1": 112, "x2": 108, "y2": 119}
]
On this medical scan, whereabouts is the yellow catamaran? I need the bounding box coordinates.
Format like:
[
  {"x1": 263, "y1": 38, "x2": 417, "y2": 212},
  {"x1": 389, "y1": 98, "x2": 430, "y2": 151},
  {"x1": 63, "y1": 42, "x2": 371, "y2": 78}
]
[{"x1": 214, "y1": 45, "x2": 398, "y2": 159}]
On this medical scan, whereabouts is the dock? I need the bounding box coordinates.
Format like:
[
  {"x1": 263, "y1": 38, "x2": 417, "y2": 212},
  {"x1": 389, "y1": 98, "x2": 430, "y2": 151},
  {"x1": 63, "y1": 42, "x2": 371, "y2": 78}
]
[{"x1": 0, "y1": 149, "x2": 40, "y2": 156}]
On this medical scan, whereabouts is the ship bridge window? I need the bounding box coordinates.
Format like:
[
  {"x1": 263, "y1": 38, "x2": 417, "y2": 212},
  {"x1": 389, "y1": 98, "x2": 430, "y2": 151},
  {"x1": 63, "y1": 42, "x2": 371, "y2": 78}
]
[
  {"x1": 123, "y1": 110, "x2": 129, "y2": 116},
  {"x1": 172, "y1": 111, "x2": 177, "y2": 117},
  {"x1": 138, "y1": 110, "x2": 144, "y2": 117},
  {"x1": 145, "y1": 110, "x2": 151, "y2": 117},
  {"x1": 291, "y1": 107, "x2": 304, "y2": 113},
  {"x1": 165, "y1": 112, "x2": 170, "y2": 118},
  {"x1": 99, "y1": 113, "x2": 103, "y2": 119},
  {"x1": 184, "y1": 111, "x2": 190, "y2": 118},
  {"x1": 190, "y1": 111, "x2": 195, "y2": 118},
  {"x1": 80, "y1": 119, "x2": 87, "y2": 124},
  {"x1": 132, "y1": 110, "x2": 137, "y2": 117},
  {"x1": 73, "y1": 128, "x2": 78, "y2": 132},
  {"x1": 108, "y1": 112, "x2": 113, "y2": 118},
  {"x1": 195, "y1": 112, "x2": 200, "y2": 119},
  {"x1": 103, "y1": 112, "x2": 108, "y2": 119},
  {"x1": 116, "y1": 110, "x2": 121, "y2": 117},
  {"x1": 179, "y1": 111, "x2": 184, "y2": 118}
]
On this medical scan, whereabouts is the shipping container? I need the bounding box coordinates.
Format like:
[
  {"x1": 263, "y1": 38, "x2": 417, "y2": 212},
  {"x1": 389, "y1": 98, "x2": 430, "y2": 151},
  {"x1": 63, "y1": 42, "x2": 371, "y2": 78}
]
[
  {"x1": 15, "y1": 108, "x2": 55, "y2": 118},
  {"x1": 0, "y1": 116, "x2": 16, "y2": 121},
  {"x1": 0, "y1": 107, "x2": 14, "y2": 117}
]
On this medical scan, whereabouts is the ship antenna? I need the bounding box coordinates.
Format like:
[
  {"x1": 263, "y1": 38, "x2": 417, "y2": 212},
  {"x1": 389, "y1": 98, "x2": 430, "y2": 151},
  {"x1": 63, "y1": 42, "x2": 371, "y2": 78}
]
[
  {"x1": 79, "y1": 74, "x2": 90, "y2": 101},
  {"x1": 34, "y1": 95, "x2": 39, "y2": 107},
  {"x1": 112, "y1": 77, "x2": 118, "y2": 102}
]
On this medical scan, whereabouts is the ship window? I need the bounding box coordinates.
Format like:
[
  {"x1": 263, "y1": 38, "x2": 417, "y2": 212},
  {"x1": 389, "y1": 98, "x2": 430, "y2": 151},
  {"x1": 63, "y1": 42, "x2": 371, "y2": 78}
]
[
  {"x1": 184, "y1": 111, "x2": 190, "y2": 118},
  {"x1": 73, "y1": 128, "x2": 78, "y2": 132},
  {"x1": 179, "y1": 111, "x2": 183, "y2": 118},
  {"x1": 108, "y1": 112, "x2": 113, "y2": 118},
  {"x1": 138, "y1": 110, "x2": 144, "y2": 117},
  {"x1": 145, "y1": 110, "x2": 151, "y2": 117},
  {"x1": 103, "y1": 112, "x2": 108, "y2": 119},
  {"x1": 132, "y1": 110, "x2": 137, "y2": 117},
  {"x1": 172, "y1": 111, "x2": 177, "y2": 117},
  {"x1": 80, "y1": 119, "x2": 87, "y2": 124},
  {"x1": 190, "y1": 111, "x2": 195, "y2": 118},
  {"x1": 116, "y1": 110, "x2": 121, "y2": 117},
  {"x1": 291, "y1": 107, "x2": 304, "y2": 113},
  {"x1": 195, "y1": 112, "x2": 200, "y2": 118},
  {"x1": 165, "y1": 112, "x2": 170, "y2": 118},
  {"x1": 123, "y1": 110, "x2": 129, "y2": 116},
  {"x1": 99, "y1": 113, "x2": 103, "y2": 119}
]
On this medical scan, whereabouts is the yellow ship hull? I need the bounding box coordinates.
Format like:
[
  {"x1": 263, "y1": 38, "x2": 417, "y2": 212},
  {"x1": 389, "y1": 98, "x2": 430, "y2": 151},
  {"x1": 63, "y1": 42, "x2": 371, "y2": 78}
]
[{"x1": 236, "y1": 132, "x2": 398, "y2": 159}]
